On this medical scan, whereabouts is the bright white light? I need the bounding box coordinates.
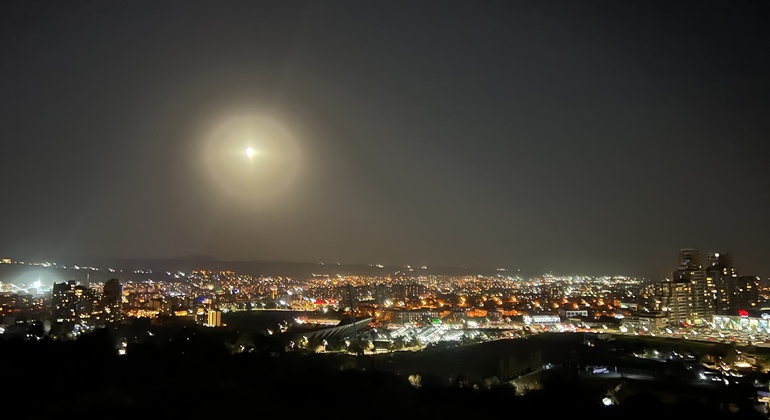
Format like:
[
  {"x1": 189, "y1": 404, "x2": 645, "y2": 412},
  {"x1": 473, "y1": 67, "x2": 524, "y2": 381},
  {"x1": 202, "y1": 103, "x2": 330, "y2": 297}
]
[{"x1": 200, "y1": 111, "x2": 303, "y2": 207}]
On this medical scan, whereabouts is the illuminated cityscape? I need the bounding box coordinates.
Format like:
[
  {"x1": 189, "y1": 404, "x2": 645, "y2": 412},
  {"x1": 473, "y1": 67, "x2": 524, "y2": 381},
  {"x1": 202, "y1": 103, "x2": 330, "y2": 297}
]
[
  {"x1": 1, "y1": 250, "x2": 770, "y2": 417},
  {"x1": 2, "y1": 1, "x2": 769, "y2": 418},
  {"x1": 1, "y1": 250, "x2": 766, "y2": 341},
  {"x1": 0, "y1": 248, "x2": 770, "y2": 416}
]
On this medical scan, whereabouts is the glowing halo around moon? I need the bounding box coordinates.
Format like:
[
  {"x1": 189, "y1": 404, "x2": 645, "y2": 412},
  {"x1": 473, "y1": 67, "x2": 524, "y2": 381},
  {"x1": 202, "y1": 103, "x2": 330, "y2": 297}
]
[{"x1": 201, "y1": 113, "x2": 302, "y2": 206}]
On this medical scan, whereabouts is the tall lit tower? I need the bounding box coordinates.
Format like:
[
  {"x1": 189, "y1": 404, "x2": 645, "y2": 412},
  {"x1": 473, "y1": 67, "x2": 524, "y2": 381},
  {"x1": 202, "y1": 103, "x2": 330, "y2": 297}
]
[
  {"x1": 52, "y1": 281, "x2": 79, "y2": 323},
  {"x1": 51, "y1": 280, "x2": 95, "y2": 326},
  {"x1": 708, "y1": 252, "x2": 734, "y2": 272},
  {"x1": 707, "y1": 252, "x2": 734, "y2": 315},
  {"x1": 705, "y1": 252, "x2": 760, "y2": 315},
  {"x1": 102, "y1": 278, "x2": 124, "y2": 323},
  {"x1": 676, "y1": 248, "x2": 701, "y2": 273},
  {"x1": 665, "y1": 248, "x2": 714, "y2": 324}
]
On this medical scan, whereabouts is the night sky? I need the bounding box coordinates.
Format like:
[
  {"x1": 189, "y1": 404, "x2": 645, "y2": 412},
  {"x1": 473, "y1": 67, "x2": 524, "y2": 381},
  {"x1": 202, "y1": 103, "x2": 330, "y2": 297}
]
[{"x1": 2, "y1": 0, "x2": 769, "y2": 278}]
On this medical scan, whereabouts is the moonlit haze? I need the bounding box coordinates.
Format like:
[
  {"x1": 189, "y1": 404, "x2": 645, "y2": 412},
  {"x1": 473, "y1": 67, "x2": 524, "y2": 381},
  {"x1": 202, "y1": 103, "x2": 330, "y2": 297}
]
[
  {"x1": 1, "y1": 0, "x2": 769, "y2": 278},
  {"x1": 200, "y1": 111, "x2": 303, "y2": 207}
]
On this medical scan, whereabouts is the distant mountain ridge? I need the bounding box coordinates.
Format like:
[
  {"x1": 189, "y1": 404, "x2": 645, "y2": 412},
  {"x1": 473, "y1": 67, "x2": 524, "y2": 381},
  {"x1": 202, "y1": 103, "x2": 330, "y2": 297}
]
[
  {"x1": 172, "y1": 253, "x2": 220, "y2": 262},
  {"x1": 3, "y1": 254, "x2": 655, "y2": 286},
  {"x1": 1, "y1": 254, "x2": 654, "y2": 286},
  {"x1": 49, "y1": 255, "x2": 518, "y2": 280}
]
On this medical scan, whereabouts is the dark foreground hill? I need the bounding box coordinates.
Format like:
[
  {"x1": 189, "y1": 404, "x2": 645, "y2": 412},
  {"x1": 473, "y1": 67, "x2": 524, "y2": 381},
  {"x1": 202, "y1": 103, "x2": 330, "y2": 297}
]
[{"x1": 1, "y1": 327, "x2": 766, "y2": 420}]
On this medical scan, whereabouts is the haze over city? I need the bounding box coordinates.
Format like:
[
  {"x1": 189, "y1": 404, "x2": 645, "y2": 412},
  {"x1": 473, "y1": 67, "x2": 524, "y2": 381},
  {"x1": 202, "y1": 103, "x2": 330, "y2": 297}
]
[{"x1": 2, "y1": 0, "x2": 769, "y2": 279}]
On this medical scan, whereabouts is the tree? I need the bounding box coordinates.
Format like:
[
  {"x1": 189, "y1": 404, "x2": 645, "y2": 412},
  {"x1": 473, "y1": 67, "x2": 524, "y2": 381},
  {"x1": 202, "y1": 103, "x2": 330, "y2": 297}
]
[
  {"x1": 228, "y1": 332, "x2": 254, "y2": 354},
  {"x1": 28, "y1": 320, "x2": 46, "y2": 339},
  {"x1": 529, "y1": 350, "x2": 544, "y2": 370},
  {"x1": 500, "y1": 356, "x2": 528, "y2": 379}
]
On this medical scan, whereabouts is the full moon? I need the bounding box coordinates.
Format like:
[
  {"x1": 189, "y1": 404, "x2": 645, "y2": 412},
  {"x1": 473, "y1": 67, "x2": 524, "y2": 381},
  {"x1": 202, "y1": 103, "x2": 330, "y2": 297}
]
[{"x1": 201, "y1": 112, "x2": 303, "y2": 207}]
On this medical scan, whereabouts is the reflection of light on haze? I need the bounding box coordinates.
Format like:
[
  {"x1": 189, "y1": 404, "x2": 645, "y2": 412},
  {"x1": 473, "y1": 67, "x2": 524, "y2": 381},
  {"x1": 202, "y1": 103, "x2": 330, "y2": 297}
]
[
  {"x1": 201, "y1": 113, "x2": 302, "y2": 206},
  {"x1": 10, "y1": 269, "x2": 66, "y2": 289}
]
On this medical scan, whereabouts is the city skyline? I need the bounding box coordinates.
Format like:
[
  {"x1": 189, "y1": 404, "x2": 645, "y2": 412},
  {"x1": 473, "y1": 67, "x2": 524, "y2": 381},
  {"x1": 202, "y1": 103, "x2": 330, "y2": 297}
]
[{"x1": 2, "y1": 1, "x2": 769, "y2": 279}]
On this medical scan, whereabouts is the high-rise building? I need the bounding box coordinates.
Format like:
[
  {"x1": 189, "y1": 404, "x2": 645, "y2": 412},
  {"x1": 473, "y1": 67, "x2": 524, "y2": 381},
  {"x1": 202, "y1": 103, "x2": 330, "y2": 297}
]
[
  {"x1": 671, "y1": 248, "x2": 714, "y2": 322},
  {"x1": 656, "y1": 249, "x2": 761, "y2": 325},
  {"x1": 707, "y1": 252, "x2": 737, "y2": 315},
  {"x1": 723, "y1": 275, "x2": 760, "y2": 316},
  {"x1": 102, "y1": 278, "x2": 124, "y2": 323},
  {"x1": 677, "y1": 248, "x2": 701, "y2": 272},
  {"x1": 708, "y1": 252, "x2": 734, "y2": 273},
  {"x1": 657, "y1": 280, "x2": 692, "y2": 325},
  {"x1": 51, "y1": 281, "x2": 77, "y2": 322},
  {"x1": 704, "y1": 252, "x2": 760, "y2": 315},
  {"x1": 392, "y1": 283, "x2": 426, "y2": 303},
  {"x1": 51, "y1": 280, "x2": 95, "y2": 324}
]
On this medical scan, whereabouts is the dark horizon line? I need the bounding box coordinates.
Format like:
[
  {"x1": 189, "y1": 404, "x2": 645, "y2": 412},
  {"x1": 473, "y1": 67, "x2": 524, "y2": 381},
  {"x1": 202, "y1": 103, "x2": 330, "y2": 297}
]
[{"x1": 3, "y1": 253, "x2": 668, "y2": 279}]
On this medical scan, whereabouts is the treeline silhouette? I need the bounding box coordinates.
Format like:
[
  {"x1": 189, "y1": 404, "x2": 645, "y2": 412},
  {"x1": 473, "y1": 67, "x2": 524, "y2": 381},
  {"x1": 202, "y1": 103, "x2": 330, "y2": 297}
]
[{"x1": 1, "y1": 324, "x2": 765, "y2": 420}]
